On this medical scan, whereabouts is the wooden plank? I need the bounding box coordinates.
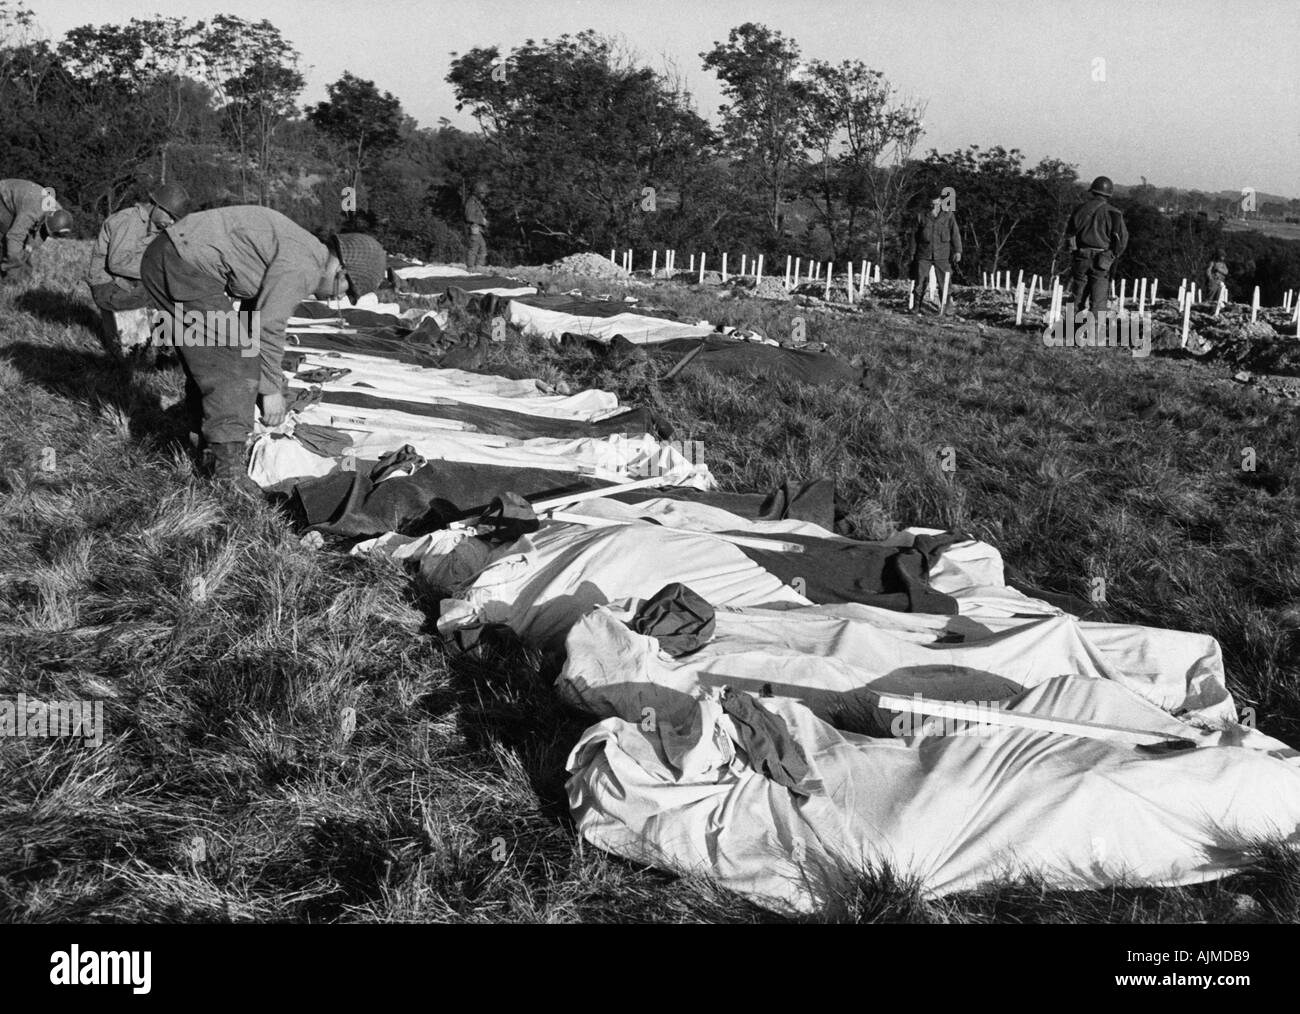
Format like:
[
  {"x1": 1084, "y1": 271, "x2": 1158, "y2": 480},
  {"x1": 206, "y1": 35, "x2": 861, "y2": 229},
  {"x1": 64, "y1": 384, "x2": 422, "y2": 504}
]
[
  {"x1": 546, "y1": 511, "x2": 804, "y2": 553},
  {"x1": 531, "y1": 475, "x2": 675, "y2": 513},
  {"x1": 872, "y1": 691, "x2": 1198, "y2": 748}
]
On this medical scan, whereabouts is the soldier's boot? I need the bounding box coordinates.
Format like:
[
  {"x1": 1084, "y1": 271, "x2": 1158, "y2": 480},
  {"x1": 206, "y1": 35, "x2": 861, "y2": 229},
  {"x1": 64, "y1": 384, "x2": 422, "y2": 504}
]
[{"x1": 206, "y1": 442, "x2": 262, "y2": 497}]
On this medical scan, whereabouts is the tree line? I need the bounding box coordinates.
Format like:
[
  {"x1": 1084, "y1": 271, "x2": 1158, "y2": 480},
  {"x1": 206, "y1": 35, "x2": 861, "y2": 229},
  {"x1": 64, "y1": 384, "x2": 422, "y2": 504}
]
[{"x1": 3, "y1": 6, "x2": 1297, "y2": 302}]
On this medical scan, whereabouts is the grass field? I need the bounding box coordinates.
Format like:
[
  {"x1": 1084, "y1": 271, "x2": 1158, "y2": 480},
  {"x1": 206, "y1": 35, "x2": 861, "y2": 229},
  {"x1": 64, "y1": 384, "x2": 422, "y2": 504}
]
[
  {"x1": 3, "y1": 240, "x2": 1300, "y2": 923},
  {"x1": 1223, "y1": 218, "x2": 1300, "y2": 242}
]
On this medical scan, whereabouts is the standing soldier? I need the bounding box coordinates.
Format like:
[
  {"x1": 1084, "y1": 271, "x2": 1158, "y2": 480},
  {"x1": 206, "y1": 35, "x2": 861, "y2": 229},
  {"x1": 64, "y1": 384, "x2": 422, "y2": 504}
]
[
  {"x1": 85, "y1": 182, "x2": 192, "y2": 356},
  {"x1": 140, "y1": 205, "x2": 387, "y2": 492},
  {"x1": 1066, "y1": 176, "x2": 1128, "y2": 314},
  {"x1": 0, "y1": 178, "x2": 73, "y2": 279},
  {"x1": 1205, "y1": 248, "x2": 1229, "y2": 304},
  {"x1": 464, "y1": 180, "x2": 489, "y2": 270},
  {"x1": 909, "y1": 191, "x2": 962, "y2": 314}
]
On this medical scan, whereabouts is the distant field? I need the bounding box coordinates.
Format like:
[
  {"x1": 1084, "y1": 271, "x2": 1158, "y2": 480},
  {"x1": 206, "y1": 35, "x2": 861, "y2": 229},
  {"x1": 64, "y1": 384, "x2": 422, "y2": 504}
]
[{"x1": 1223, "y1": 218, "x2": 1300, "y2": 242}]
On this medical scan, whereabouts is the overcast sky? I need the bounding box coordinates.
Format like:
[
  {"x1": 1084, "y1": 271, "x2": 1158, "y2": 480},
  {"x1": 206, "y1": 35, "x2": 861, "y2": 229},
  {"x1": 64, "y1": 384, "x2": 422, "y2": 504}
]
[{"x1": 27, "y1": 0, "x2": 1300, "y2": 198}]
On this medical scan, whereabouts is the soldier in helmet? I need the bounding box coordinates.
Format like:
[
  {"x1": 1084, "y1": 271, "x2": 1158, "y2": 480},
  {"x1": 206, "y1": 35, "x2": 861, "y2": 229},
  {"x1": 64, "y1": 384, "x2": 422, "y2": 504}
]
[
  {"x1": 908, "y1": 189, "x2": 962, "y2": 315},
  {"x1": 0, "y1": 178, "x2": 73, "y2": 279},
  {"x1": 464, "y1": 179, "x2": 489, "y2": 270},
  {"x1": 86, "y1": 182, "x2": 193, "y2": 357},
  {"x1": 140, "y1": 205, "x2": 387, "y2": 492},
  {"x1": 87, "y1": 182, "x2": 192, "y2": 314},
  {"x1": 1066, "y1": 175, "x2": 1128, "y2": 314}
]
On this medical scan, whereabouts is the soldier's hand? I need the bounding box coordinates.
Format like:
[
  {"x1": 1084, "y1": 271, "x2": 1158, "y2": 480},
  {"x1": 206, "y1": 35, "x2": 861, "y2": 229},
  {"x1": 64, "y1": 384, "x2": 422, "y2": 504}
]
[
  {"x1": 260, "y1": 392, "x2": 287, "y2": 428},
  {"x1": 90, "y1": 282, "x2": 119, "y2": 311},
  {"x1": 953, "y1": 252, "x2": 962, "y2": 264},
  {"x1": 1, "y1": 260, "x2": 31, "y2": 283}
]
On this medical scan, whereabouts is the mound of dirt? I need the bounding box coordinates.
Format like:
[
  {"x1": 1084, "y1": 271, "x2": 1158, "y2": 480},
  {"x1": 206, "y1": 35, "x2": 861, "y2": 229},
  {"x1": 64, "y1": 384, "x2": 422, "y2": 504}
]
[
  {"x1": 743, "y1": 277, "x2": 793, "y2": 302},
  {"x1": 546, "y1": 252, "x2": 629, "y2": 279},
  {"x1": 1199, "y1": 319, "x2": 1300, "y2": 374}
]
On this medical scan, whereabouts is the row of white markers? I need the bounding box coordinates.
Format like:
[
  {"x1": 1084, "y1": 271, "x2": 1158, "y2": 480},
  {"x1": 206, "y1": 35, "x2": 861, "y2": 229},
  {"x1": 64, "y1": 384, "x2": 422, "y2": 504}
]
[
  {"x1": 609, "y1": 248, "x2": 882, "y2": 298},
  {"x1": 609, "y1": 248, "x2": 1300, "y2": 338},
  {"x1": 983, "y1": 269, "x2": 1300, "y2": 344}
]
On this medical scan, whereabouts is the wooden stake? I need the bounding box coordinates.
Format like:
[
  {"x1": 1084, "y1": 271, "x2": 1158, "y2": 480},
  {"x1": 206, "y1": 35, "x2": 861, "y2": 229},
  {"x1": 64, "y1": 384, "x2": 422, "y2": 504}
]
[
  {"x1": 1015, "y1": 282, "x2": 1026, "y2": 325},
  {"x1": 698, "y1": 252, "x2": 706, "y2": 284},
  {"x1": 651, "y1": 249, "x2": 658, "y2": 275},
  {"x1": 547, "y1": 512, "x2": 804, "y2": 553},
  {"x1": 1138, "y1": 278, "x2": 1147, "y2": 316},
  {"x1": 1016, "y1": 269, "x2": 1024, "y2": 290},
  {"x1": 785, "y1": 255, "x2": 792, "y2": 288},
  {"x1": 756, "y1": 254, "x2": 763, "y2": 285},
  {"x1": 1181, "y1": 294, "x2": 1191, "y2": 348},
  {"x1": 1119, "y1": 278, "x2": 1126, "y2": 310},
  {"x1": 1151, "y1": 279, "x2": 1158, "y2": 303},
  {"x1": 824, "y1": 262, "x2": 832, "y2": 300},
  {"x1": 689, "y1": 254, "x2": 695, "y2": 272},
  {"x1": 872, "y1": 691, "x2": 1196, "y2": 748},
  {"x1": 721, "y1": 252, "x2": 728, "y2": 283},
  {"x1": 908, "y1": 279, "x2": 915, "y2": 310},
  {"x1": 740, "y1": 253, "x2": 747, "y2": 277},
  {"x1": 847, "y1": 261, "x2": 855, "y2": 303},
  {"x1": 927, "y1": 265, "x2": 938, "y2": 302},
  {"x1": 533, "y1": 475, "x2": 676, "y2": 514},
  {"x1": 941, "y1": 270, "x2": 951, "y2": 309},
  {"x1": 661, "y1": 338, "x2": 707, "y2": 380},
  {"x1": 1251, "y1": 286, "x2": 1260, "y2": 322}
]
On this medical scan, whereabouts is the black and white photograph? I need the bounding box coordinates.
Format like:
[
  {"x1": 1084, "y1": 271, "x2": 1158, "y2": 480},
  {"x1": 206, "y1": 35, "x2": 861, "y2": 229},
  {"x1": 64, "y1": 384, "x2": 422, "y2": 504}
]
[{"x1": 1, "y1": 0, "x2": 1297, "y2": 987}]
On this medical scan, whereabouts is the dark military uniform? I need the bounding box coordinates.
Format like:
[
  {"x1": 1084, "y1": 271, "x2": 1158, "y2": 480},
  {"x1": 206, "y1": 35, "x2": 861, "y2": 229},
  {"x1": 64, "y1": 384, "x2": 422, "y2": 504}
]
[{"x1": 1067, "y1": 196, "x2": 1128, "y2": 312}]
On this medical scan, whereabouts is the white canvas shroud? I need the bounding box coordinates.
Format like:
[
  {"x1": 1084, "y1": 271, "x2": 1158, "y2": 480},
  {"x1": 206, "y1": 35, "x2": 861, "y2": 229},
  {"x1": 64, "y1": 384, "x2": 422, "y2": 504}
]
[
  {"x1": 417, "y1": 497, "x2": 1300, "y2": 911},
  {"x1": 434, "y1": 507, "x2": 1065, "y2": 645},
  {"x1": 505, "y1": 300, "x2": 716, "y2": 345},
  {"x1": 240, "y1": 335, "x2": 1300, "y2": 911},
  {"x1": 565, "y1": 678, "x2": 1300, "y2": 914},
  {"x1": 247, "y1": 355, "x2": 714, "y2": 491}
]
